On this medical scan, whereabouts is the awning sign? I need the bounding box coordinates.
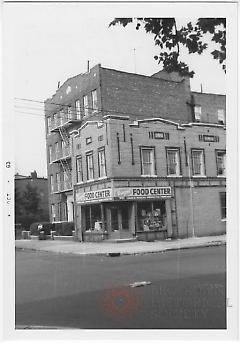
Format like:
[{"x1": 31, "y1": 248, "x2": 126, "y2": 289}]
[
  {"x1": 76, "y1": 188, "x2": 113, "y2": 203},
  {"x1": 114, "y1": 187, "x2": 172, "y2": 199},
  {"x1": 76, "y1": 186, "x2": 172, "y2": 203}
]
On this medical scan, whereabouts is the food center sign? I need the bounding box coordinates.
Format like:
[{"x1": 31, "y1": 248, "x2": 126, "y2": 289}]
[
  {"x1": 76, "y1": 188, "x2": 113, "y2": 203},
  {"x1": 114, "y1": 187, "x2": 171, "y2": 199},
  {"x1": 76, "y1": 187, "x2": 172, "y2": 203}
]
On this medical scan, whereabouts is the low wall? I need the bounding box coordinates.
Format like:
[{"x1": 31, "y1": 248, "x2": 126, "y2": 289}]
[
  {"x1": 83, "y1": 232, "x2": 108, "y2": 242},
  {"x1": 136, "y1": 230, "x2": 168, "y2": 241}
]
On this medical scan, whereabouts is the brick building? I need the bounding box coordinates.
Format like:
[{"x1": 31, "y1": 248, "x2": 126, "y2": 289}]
[
  {"x1": 44, "y1": 64, "x2": 226, "y2": 240},
  {"x1": 72, "y1": 116, "x2": 226, "y2": 241}
]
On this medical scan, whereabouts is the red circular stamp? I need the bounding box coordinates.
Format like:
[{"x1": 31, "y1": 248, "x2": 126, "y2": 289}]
[{"x1": 102, "y1": 286, "x2": 139, "y2": 319}]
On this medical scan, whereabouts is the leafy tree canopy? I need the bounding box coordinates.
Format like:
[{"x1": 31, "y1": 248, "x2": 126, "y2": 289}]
[
  {"x1": 109, "y1": 18, "x2": 226, "y2": 77},
  {"x1": 22, "y1": 183, "x2": 41, "y2": 214}
]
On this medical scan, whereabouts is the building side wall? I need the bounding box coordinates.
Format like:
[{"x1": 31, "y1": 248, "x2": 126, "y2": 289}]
[
  {"x1": 192, "y1": 92, "x2": 226, "y2": 124},
  {"x1": 100, "y1": 68, "x2": 192, "y2": 123},
  {"x1": 175, "y1": 186, "x2": 226, "y2": 238}
]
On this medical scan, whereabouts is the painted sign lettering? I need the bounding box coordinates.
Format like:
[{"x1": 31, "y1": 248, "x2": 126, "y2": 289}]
[
  {"x1": 114, "y1": 187, "x2": 172, "y2": 199},
  {"x1": 76, "y1": 188, "x2": 113, "y2": 203}
]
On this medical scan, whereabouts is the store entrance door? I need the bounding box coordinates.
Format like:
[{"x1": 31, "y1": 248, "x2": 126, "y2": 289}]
[{"x1": 109, "y1": 203, "x2": 132, "y2": 239}]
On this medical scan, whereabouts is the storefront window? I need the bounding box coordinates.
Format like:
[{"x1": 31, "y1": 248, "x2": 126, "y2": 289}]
[
  {"x1": 85, "y1": 204, "x2": 104, "y2": 231},
  {"x1": 137, "y1": 201, "x2": 167, "y2": 232}
]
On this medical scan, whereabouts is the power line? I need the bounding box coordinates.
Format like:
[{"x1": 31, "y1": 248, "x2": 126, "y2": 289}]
[{"x1": 15, "y1": 97, "x2": 179, "y2": 121}]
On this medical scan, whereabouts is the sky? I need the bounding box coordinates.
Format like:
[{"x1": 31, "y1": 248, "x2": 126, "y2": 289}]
[{"x1": 3, "y1": 2, "x2": 227, "y2": 178}]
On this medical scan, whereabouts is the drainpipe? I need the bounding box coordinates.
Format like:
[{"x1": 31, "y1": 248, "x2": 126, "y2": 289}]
[{"x1": 187, "y1": 153, "x2": 195, "y2": 238}]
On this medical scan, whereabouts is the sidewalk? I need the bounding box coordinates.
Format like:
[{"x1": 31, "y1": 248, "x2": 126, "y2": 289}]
[{"x1": 15, "y1": 234, "x2": 226, "y2": 256}]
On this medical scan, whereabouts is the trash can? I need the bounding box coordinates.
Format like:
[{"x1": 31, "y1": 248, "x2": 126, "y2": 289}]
[
  {"x1": 22, "y1": 231, "x2": 30, "y2": 240},
  {"x1": 39, "y1": 230, "x2": 46, "y2": 240}
]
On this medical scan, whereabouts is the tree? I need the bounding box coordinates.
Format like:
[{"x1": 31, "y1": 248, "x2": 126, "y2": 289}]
[
  {"x1": 15, "y1": 187, "x2": 23, "y2": 220},
  {"x1": 109, "y1": 18, "x2": 226, "y2": 77},
  {"x1": 22, "y1": 183, "x2": 41, "y2": 215}
]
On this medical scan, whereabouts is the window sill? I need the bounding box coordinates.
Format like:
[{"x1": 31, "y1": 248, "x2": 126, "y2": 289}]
[
  {"x1": 221, "y1": 218, "x2": 227, "y2": 222},
  {"x1": 98, "y1": 176, "x2": 107, "y2": 180},
  {"x1": 86, "y1": 179, "x2": 95, "y2": 183},
  {"x1": 217, "y1": 175, "x2": 226, "y2": 178}
]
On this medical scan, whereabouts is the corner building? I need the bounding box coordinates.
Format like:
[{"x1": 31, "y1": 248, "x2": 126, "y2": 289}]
[
  {"x1": 72, "y1": 116, "x2": 226, "y2": 241},
  {"x1": 44, "y1": 64, "x2": 226, "y2": 241}
]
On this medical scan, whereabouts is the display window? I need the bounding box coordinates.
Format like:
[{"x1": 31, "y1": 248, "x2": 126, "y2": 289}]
[
  {"x1": 85, "y1": 204, "x2": 105, "y2": 232},
  {"x1": 137, "y1": 201, "x2": 167, "y2": 232}
]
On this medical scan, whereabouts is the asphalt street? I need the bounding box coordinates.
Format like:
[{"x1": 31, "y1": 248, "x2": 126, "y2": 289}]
[{"x1": 15, "y1": 246, "x2": 226, "y2": 329}]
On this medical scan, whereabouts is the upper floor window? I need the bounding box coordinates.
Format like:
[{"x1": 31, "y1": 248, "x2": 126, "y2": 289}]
[
  {"x1": 192, "y1": 149, "x2": 205, "y2": 176},
  {"x1": 220, "y1": 192, "x2": 226, "y2": 219},
  {"x1": 76, "y1": 156, "x2": 83, "y2": 183},
  {"x1": 67, "y1": 106, "x2": 72, "y2": 120},
  {"x1": 91, "y1": 90, "x2": 98, "y2": 112},
  {"x1": 86, "y1": 152, "x2": 94, "y2": 180},
  {"x1": 56, "y1": 172, "x2": 60, "y2": 191},
  {"x1": 166, "y1": 148, "x2": 181, "y2": 176},
  {"x1": 59, "y1": 110, "x2": 65, "y2": 125},
  {"x1": 194, "y1": 106, "x2": 201, "y2": 122},
  {"x1": 83, "y1": 95, "x2": 88, "y2": 117},
  {"x1": 55, "y1": 141, "x2": 59, "y2": 159},
  {"x1": 50, "y1": 175, "x2": 54, "y2": 193},
  {"x1": 47, "y1": 117, "x2": 51, "y2": 134},
  {"x1": 52, "y1": 113, "x2": 56, "y2": 128},
  {"x1": 75, "y1": 100, "x2": 81, "y2": 120},
  {"x1": 98, "y1": 148, "x2": 106, "y2": 178},
  {"x1": 218, "y1": 109, "x2": 225, "y2": 124},
  {"x1": 216, "y1": 150, "x2": 226, "y2": 176},
  {"x1": 51, "y1": 204, "x2": 56, "y2": 221},
  {"x1": 49, "y1": 146, "x2": 53, "y2": 163},
  {"x1": 140, "y1": 147, "x2": 156, "y2": 176}
]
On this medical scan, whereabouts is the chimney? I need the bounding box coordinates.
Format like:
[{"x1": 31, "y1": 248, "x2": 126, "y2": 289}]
[
  {"x1": 87, "y1": 60, "x2": 90, "y2": 73},
  {"x1": 58, "y1": 81, "x2": 60, "y2": 89},
  {"x1": 31, "y1": 171, "x2": 37, "y2": 179}
]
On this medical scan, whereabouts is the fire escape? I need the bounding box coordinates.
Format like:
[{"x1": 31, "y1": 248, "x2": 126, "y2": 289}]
[{"x1": 50, "y1": 107, "x2": 81, "y2": 192}]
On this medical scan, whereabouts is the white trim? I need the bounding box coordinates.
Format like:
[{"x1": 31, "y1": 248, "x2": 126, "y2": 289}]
[
  {"x1": 130, "y1": 117, "x2": 184, "y2": 129},
  {"x1": 182, "y1": 122, "x2": 226, "y2": 129},
  {"x1": 98, "y1": 176, "x2": 108, "y2": 180},
  {"x1": 221, "y1": 218, "x2": 227, "y2": 222}
]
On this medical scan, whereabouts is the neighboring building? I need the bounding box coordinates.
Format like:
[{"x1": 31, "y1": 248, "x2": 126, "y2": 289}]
[
  {"x1": 44, "y1": 64, "x2": 226, "y2": 240},
  {"x1": 15, "y1": 171, "x2": 49, "y2": 225}
]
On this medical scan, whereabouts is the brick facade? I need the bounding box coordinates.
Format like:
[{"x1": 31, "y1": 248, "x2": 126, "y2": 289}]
[
  {"x1": 72, "y1": 117, "x2": 226, "y2": 240},
  {"x1": 44, "y1": 64, "x2": 226, "y2": 240}
]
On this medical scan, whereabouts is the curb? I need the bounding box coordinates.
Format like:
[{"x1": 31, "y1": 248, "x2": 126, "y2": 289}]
[{"x1": 15, "y1": 240, "x2": 226, "y2": 257}]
